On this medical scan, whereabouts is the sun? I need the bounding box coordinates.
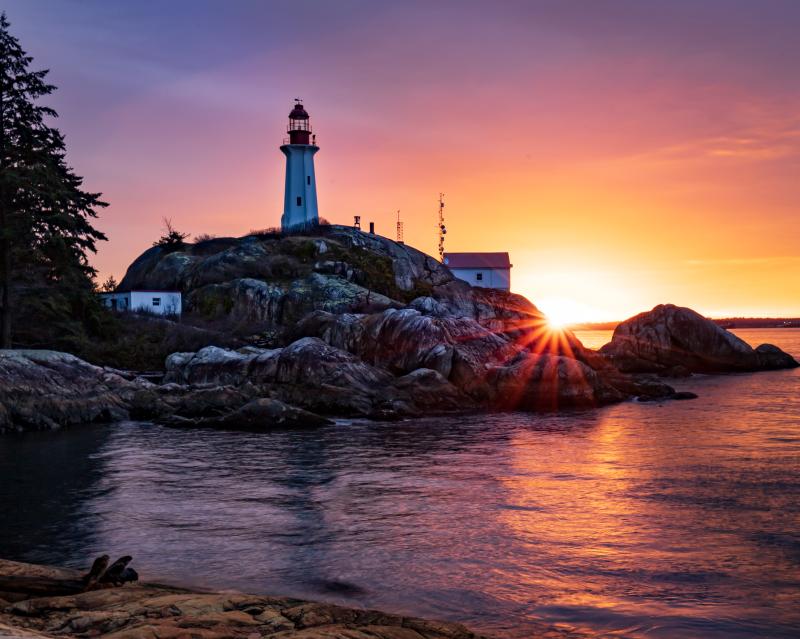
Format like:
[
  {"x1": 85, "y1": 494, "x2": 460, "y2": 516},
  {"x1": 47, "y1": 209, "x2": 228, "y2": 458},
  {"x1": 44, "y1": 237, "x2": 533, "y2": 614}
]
[
  {"x1": 544, "y1": 308, "x2": 571, "y2": 329},
  {"x1": 535, "y1": 297, "x2": 591, "y2": 329}
]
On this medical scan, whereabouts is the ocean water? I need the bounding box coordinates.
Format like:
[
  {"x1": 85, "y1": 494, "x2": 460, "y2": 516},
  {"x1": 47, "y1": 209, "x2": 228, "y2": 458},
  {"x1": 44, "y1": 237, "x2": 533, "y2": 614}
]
[{"x1": 1, "y1": 329, "x2": 798, "y2": 638}]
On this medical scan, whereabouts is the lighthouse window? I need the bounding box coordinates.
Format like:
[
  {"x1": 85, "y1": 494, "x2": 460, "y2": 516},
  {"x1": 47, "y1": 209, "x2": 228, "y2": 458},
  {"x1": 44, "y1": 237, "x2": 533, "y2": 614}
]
[
  {"x1": 307, "y1": 176, "x2": 311, "y2": 185},
  {"x1": 296, "y1": 196, "x2": 302, "y2": 206}
]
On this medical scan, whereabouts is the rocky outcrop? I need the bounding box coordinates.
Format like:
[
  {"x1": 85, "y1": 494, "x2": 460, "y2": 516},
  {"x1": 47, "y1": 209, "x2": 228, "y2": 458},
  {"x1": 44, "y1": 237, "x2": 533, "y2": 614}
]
[
  {"x1": 290, "y1": 306, "x2": 673, "y2": 409},
  {"x1": 600, "y1": 304, "x2": 799, "y2": 374},
  {"x1": 0, "y1": 340, "x2": 475, "y2": 434},
  {"x1": 113, "y1": 225, "x2": 676, "y2": 410},
  {"x1": 118, "y1": 227, "x2": 455, "y2": 343},
  {"x1": 1, "y1": 304, "x2": 688, "y2": 435},
  {"x1": 487, "y1": 351, "x2": 626, "y2": 410},
  {"x1": 0, "y1": 558, "x2": 491, "y2": 639},
  {"x1": 754, "y1": 343, "x2": 799, "y2": 370},
  {"x1": 0, "y1": 349, "x2": 342, "y2": 434},
  {"x1": 0, "y1": 351, "x2": 136, "y2": 433},
  {"x1": 21, "y1": 228, "x2": 776, "y2": 434},
  {"x1": 164, "y1": 337, "x2": 473, "y2": 419}
]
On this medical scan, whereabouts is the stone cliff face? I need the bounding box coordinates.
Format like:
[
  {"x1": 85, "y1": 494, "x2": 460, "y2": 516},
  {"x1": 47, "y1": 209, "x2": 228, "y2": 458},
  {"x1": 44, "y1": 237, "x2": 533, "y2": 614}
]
[{"x1": 600, "y1": 304, "x2": 798, "y2": 374}]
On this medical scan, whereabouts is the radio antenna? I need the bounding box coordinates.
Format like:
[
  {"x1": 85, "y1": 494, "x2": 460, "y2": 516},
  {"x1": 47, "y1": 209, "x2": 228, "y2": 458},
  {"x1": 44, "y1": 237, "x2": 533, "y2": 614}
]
[
  {"x1": 396, "y1": 210, "x2": 404, "y2": 243},
  {"x1": 437, "y1": 193, "x2": 446, "y2": 261}
]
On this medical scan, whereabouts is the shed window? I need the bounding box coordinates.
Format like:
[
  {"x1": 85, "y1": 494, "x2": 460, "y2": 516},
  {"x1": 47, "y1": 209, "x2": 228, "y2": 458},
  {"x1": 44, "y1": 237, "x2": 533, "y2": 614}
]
[
  {"x1": 476, "y1": 273, "x2": 483, "y2": 281},
  {"x1": 152, "y1": 297, "x2": 161, "y2": 306},
  {"x1": 296, "y1": 196, "x2": 302, "y2": 206}
]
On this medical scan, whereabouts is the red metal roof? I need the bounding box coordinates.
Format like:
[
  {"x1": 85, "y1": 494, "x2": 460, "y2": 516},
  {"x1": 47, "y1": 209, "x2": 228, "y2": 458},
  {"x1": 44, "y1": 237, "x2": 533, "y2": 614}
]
[{"x1": 443, "y1": 252, "x2": 511, "y2": 269}]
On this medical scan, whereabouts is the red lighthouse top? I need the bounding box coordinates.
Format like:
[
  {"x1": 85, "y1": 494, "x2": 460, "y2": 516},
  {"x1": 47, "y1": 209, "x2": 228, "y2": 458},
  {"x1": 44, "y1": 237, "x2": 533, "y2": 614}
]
[{"x1": 287, "y1": 99, "x2": 313, "y2": 145}]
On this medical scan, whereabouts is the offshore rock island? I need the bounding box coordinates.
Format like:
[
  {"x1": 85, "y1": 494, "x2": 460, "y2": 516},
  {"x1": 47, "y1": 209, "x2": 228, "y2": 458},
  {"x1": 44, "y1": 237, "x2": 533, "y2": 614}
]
[{"x1": 0, "y1": 225, "x2": 796, "y2": 434}]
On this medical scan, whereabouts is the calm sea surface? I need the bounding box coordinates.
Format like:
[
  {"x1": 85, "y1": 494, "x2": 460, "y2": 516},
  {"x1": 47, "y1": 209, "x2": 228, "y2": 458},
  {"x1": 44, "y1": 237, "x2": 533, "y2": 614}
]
[{"x1": 1, "y1": 329, "x2": 799, "y2": 638}]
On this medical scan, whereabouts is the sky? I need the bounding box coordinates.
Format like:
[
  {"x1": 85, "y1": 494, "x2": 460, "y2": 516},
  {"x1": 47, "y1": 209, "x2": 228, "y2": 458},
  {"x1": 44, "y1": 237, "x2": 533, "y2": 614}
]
[{"x1": 5, "y1": 0, "x2": 800, "y2": 322}]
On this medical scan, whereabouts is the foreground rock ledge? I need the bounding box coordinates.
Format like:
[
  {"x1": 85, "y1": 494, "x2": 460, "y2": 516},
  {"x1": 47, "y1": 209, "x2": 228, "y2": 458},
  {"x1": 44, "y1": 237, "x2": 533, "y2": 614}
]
[
  {"x1": 0, "y1": 558, "x2": 488, "y2": 639},
  {"x1": 0, "y1": 559, "x2": 608, "y2": 639}
]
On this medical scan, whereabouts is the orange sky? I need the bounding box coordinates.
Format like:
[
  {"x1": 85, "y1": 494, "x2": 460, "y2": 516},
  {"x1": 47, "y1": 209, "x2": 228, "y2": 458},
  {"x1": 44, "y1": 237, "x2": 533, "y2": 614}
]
[{"x1": 7, "y1": 1, "x2": 800, "y2": 322}]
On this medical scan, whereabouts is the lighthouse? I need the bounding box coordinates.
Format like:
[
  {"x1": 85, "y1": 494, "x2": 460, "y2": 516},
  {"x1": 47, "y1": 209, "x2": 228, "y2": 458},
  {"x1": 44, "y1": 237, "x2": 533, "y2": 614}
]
[{"x1": 280, "y1": 100, "x2": 319, "y2": 232}]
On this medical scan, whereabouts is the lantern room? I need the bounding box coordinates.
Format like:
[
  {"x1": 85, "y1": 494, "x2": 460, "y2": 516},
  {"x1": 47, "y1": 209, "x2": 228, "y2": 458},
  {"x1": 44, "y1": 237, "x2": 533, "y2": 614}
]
[{"x1": 287, "y1": 100, "x2": 313, "y2": 145}]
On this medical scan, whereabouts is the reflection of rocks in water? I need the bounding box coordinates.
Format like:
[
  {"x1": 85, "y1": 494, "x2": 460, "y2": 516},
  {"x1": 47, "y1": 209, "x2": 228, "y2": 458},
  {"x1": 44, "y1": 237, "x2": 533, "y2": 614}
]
[
  {"x1": 309, "y1": 578, "x2": 368, "y2": 597},
  {"x1": 0, "y1": 425, "x2": 110, "y2": 565}
]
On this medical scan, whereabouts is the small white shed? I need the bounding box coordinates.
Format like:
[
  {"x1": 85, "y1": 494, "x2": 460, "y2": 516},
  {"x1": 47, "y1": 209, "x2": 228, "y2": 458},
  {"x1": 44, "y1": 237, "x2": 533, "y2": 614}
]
[
  {"x1": 100, "y1": 290, "x2": 182, "y2": 316},
  {"x1": 443, "y1": 252, "x2": 512, "y2": 291}
]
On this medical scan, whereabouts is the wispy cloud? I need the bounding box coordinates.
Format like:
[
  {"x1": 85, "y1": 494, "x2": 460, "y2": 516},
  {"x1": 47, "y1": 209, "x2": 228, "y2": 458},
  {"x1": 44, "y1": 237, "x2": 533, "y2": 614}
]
[
  {"x1": 685, "y1": 256, "x2": 800, "y2": 266},
  {"x1": 640, "y1": 120, "x2": 800, "y2": 164}
]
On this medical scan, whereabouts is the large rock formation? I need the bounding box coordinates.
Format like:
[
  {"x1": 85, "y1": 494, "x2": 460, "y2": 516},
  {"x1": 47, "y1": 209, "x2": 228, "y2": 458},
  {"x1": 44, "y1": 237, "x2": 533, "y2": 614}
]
[
  {"x1": 600, "y1": 304, "x2": 799, "y2": 374},
  {"x1": 4, "y1": 230, "x2": 701, "y2": 433},
  {"x1": 24, "y1": 230, "x2": 798, "y2": 431},
  {"x1": 0, "y1": 340, "x2": 472, "y2": 433},
  {"x1": 290, "y1": 306, "x2": 639, "y2": 409},
  {"x1": 163, "y1": 337, "x2": 471, "y2": 419},
  {"x1": 109, "y1": 225, "x2": 674, "y2": 415},
  {"x1": 0, "y1": 349, "x2": 341, "y2": 435},
  {"x1": 118, "y1": 227, "x2": 453, "y2": 342},
  {"x1": 0, "y1": 351, "x2": 135, "y2": 433}
]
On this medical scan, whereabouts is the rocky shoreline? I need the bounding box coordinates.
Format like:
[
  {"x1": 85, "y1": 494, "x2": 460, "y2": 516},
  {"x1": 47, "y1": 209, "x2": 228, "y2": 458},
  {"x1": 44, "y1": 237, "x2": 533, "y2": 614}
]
[
  {"x1": 0, "y1": 227, "x2": 796, "y2": 434},
  {"x1": 0, "y1": 310, "x2": 796, "y2": 434},
  {"x1": 0, "y1": 557, "x2": 490, "y2": 639},
  {"x1": 0, "y1": 558, "x2": 599, "y2": 639}
]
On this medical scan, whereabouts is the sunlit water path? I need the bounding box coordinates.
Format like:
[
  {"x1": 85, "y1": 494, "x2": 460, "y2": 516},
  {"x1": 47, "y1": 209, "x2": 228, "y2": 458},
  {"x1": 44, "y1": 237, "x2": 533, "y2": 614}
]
[{"x1": 1, "y1": 329, "x2": 799, "y2": 638}]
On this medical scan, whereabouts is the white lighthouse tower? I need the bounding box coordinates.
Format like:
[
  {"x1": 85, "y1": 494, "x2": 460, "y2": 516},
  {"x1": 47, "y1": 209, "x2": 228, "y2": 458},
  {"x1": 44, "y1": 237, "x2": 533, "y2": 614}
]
[{"x1": 280, "y1": 100, "x2": 319, "y2": 232}]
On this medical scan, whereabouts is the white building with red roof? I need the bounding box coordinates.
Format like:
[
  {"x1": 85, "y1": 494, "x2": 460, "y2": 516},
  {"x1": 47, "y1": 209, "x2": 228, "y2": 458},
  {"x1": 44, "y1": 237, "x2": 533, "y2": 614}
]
[{"x1": 442, "y1": 252, "x2": 512, "y2": 291}]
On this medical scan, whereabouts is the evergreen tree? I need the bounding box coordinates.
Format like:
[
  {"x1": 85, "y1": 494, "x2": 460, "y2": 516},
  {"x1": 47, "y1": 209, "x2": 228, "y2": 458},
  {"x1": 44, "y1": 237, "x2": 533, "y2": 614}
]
[
  {"x1": 153, "y1": 217, "x2": 189, "y2": 250},
  {"x1": 0, "y1": 13, "x2": 107, "y2": 348},
  {"x1": 100, "y1": 275, "x2": 118, "y2": 292}
]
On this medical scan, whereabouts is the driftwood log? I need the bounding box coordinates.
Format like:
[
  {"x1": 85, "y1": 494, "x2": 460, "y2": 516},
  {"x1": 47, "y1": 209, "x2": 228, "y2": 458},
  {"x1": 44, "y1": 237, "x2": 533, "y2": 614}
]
[{"x1": 0, "y1": 555, "x2": 137, "y2": 602}]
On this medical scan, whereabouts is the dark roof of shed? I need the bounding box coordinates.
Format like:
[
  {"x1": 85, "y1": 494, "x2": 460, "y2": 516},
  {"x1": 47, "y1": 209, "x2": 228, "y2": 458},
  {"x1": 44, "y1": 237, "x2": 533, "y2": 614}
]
[{"x1": 443, "y1": 252, "x2": 511, "y2": 269}]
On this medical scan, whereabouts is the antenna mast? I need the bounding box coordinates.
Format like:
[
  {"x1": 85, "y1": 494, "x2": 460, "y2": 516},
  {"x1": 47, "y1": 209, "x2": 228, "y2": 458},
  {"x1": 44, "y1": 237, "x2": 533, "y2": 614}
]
[
  {"x1": 396, "y1": 210, "x2": 404, "y2": 243},
  {"x1": 437, "y1": 193, "x2": 446, "y2": 261}
]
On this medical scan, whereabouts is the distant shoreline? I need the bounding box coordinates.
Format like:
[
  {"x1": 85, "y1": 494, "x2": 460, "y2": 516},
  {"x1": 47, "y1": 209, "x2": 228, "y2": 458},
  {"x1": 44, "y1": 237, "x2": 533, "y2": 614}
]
[{"x1": 571, "y1": 318, "x2": 800, "y2": 331}]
